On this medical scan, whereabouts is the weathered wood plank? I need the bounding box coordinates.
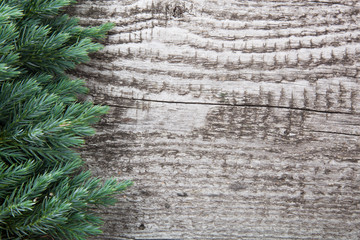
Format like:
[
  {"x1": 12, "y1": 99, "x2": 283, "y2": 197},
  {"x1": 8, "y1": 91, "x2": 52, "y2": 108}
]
[{"x1": 69, "y1": 0, "x2": 360, "y2": 239}]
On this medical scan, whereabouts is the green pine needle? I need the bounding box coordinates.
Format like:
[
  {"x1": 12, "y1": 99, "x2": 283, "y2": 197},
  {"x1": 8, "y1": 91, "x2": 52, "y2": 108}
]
[{"x1": 0, "y1": 0, "x2": 131, "y2": 239}]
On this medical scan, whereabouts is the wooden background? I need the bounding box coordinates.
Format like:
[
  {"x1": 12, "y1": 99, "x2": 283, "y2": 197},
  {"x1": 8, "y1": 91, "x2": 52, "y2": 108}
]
[{"x1": 69, "y1": 0, "x2": 360, "y2": 239}]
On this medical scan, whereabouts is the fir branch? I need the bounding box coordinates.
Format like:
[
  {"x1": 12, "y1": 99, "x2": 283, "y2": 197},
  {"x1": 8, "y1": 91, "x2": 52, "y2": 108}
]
[
  {"x1": 0, "y1": 0, "x2": 131, "y2": 239},
  {"x1": 71, "y1": 22, "x2": 115, "y2": 40},
  {"x1": 19, "y1": 0, "x2": 75, "y2": 18},
  {"x1": 0, "y1": 3, "x2": 23, "y2": 23},
  {"x1": 0, "y1": 160, "x2": 37, "y2": 199},
  {"x1": 41, "y1": 77, "x2": 88, "y2": 104},
  {"x1": 0, "y1": 77, "x2": 41, "y2": 122},
  {"x1": 13, "y1": 197, "x2": 71, "y2": 237}
]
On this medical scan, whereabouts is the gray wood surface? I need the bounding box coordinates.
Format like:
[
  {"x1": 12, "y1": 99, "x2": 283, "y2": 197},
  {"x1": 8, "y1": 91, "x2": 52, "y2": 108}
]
[{"x1": 69, "y1": 0, "x2": 360, "y2": 239}]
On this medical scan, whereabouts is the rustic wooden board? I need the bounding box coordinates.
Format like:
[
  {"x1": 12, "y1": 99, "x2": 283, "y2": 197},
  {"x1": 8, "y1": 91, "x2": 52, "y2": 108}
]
[{"x1": 69, "y1": 0, "x2": 360, "y2": 239}]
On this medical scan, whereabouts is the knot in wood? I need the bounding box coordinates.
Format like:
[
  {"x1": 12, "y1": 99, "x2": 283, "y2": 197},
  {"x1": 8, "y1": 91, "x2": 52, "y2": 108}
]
[{"x1": 173, "y1": 5, "x2": 183, "y2": 18}]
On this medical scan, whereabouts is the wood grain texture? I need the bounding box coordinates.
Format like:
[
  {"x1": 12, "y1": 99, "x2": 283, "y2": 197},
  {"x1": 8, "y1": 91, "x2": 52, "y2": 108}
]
[{"x1": 69, "y1": 0, "x2": 360, "y2": 239}]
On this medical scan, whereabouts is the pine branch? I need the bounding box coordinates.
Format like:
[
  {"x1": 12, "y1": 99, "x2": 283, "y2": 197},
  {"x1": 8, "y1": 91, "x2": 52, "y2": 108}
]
[
  {"x1": 0, "y1": 77, "x2": 41, "y2": 123},
  {"x1": 41, "y1": 76, "x2": 88, "y2": 104},
  {"x1": 0, "y1": 0, "x2": 131, "y2": 239},
  {"x1": 0, "y1": 160, "x2": 36, "y2": 199},
  {"x1": 0, "y1": 3, "x2": 23, "y2": 23},
  {"x1": 19, "y1": 0, "x2": 75, "y2": 18}
]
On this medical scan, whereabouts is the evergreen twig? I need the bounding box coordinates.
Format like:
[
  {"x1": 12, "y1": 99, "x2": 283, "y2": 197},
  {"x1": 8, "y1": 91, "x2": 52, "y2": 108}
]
[{"x1": 0, "y1": 0, "x2": 132, "y2": 239}]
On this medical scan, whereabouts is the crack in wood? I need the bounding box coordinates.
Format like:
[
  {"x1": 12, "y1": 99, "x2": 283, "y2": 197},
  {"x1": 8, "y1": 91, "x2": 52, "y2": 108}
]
[
  {"x1": 309, "y1": 1, "x2": 354, "y2": 6},
  {"x1": 108, "y1": 96, "x2": 357, "y2": 116},
  {"x1": 310, "y1": 130, "x2": 360, "y2": 137}
]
